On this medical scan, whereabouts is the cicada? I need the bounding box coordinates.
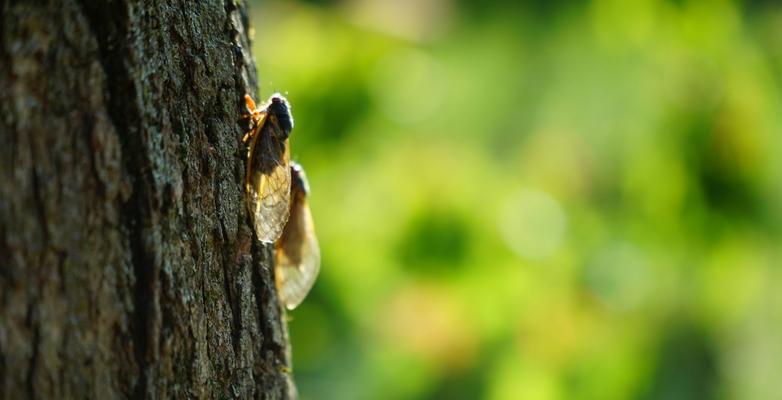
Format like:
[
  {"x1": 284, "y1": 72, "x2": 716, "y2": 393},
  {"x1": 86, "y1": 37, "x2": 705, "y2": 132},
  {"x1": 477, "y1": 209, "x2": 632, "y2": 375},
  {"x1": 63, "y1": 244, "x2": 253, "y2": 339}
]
[
  {"x1": 275, "y1": 162, "x2": 321, "y2": 310},
  {"x1": 243, "y1": 94, "x2": 293, "y2": 243},
  {"x1": 243, "y1": 94, "x2": 320, "y2": 309}
]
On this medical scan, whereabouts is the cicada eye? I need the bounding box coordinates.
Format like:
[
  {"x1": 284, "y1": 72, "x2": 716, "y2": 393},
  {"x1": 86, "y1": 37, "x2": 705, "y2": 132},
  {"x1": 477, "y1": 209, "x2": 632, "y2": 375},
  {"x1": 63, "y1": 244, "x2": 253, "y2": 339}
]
[{"x1": 290, "y1": 161, "x2": 310, "y2": 196}]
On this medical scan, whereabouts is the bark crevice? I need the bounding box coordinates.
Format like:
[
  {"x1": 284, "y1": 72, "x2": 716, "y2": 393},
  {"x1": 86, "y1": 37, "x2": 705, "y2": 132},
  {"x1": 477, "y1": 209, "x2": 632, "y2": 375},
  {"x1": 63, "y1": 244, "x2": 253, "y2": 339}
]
[{"x1": 24, "y1": 303, "x2": 39, "y2": 399}]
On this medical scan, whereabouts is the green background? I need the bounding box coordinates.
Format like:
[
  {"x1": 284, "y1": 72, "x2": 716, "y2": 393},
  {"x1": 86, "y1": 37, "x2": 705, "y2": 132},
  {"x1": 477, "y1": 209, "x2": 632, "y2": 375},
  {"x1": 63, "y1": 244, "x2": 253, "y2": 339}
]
[{"x1": 250, "y1": 1, "x2": 782, "y2": 398}]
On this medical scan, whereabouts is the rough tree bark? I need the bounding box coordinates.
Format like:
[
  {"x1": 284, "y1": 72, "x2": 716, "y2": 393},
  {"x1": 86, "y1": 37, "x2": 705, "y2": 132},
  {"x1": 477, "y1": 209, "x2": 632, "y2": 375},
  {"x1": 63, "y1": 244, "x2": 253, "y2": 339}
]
[{"x1": 0, "y1": 0, "x2": 295, "y2": 398}]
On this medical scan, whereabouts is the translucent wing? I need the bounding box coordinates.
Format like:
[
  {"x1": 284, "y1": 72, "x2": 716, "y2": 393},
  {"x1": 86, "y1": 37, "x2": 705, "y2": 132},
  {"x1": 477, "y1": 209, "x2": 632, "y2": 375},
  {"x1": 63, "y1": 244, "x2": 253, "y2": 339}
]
[
  {"x1": 246, "y1": 116, "x2": 291, "y2": 243},
  {"x1": 275, "y1": 163, "x2": 320, "y2": 310}
]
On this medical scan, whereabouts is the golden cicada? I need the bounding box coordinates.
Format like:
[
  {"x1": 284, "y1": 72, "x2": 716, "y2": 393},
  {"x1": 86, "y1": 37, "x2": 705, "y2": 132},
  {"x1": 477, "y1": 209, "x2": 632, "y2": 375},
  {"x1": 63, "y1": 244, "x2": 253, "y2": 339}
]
[
  {"x1": 243, "y1": 94, "x2": 320, "y2": 309},
  {"x1": 275, "y1": 162, "x2": 321, "y2": 310}
]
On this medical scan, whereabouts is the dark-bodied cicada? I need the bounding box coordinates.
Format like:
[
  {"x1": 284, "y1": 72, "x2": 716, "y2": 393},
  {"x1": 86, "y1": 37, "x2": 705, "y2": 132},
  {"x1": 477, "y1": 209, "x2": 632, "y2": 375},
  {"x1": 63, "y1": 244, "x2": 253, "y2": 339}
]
[{"x1": 243, "y1": 94, "x2": 293, "y2": 243}]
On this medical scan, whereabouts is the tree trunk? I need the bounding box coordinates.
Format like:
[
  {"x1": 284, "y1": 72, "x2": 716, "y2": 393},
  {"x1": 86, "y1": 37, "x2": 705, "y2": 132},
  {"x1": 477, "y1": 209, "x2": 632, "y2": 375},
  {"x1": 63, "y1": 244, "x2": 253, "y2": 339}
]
[{"x1": 0, "y1": 1, "x2": 294, "y2": 398}]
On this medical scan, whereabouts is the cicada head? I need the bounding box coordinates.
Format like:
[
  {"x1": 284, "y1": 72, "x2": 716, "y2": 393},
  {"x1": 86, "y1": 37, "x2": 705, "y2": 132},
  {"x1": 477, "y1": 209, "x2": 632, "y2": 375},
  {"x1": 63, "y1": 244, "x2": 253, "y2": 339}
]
[{"x1": 268, "y1": 94, "x2": 293, "y2": 139}]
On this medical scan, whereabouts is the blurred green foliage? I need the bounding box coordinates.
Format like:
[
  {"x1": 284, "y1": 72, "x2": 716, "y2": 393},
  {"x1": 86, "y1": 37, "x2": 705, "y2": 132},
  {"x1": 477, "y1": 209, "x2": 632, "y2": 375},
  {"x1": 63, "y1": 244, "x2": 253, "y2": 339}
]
[{"x1": 250, "y1": 0, "x2": 782, "y2": 398}]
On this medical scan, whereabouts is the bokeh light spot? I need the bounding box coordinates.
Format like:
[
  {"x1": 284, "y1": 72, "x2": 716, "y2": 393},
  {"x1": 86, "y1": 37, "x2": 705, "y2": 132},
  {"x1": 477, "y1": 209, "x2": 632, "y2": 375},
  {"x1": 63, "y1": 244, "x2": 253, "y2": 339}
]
[{"x1": 499, "y1": 189, "x2": 567, "y2": 261}]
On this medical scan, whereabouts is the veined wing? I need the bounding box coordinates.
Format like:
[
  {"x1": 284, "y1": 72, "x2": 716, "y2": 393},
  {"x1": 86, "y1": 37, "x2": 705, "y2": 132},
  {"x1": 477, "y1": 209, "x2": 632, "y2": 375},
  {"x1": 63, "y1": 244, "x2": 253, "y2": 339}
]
[{"x1": 246, "y1": 117, "x2": 291, "y2": 243}]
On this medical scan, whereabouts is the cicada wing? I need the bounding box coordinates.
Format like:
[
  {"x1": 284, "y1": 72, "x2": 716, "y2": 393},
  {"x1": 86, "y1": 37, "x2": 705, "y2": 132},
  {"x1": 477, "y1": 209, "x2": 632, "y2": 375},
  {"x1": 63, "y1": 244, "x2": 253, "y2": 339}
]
[
  {"x1": 275, "y1": 171, "x2": 320, "y2": 310},
  {"x1": 275, "y1": 201, "x2": 320, "y2": 310},
  {"x1": 246, "y1": 121, "x2": 291, "y2": 243}
]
